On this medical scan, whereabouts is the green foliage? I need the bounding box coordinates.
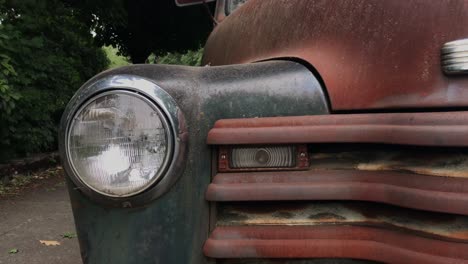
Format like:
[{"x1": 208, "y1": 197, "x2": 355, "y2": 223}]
[
  {"x1": 67, "y1": 0, "x2": 214, "y2": 63},
  {"x1": 0, "y1": 22, "x2": 21, "y2": 153},
  {"x1": 0, "y1": 0, "x2": 109, "y2": 160},
  {"x1": 0, "y1": 53, "x2": 18, "y2": 107},
  {"x1": 103, "y1": 46, "x2": 130, "y2": 69},
  {"x1": 153, "y1": 48, "x2": 204, "y2": 66},
  {"x1": 8, "y1": 248, "x2": 18, "y2": 254}
]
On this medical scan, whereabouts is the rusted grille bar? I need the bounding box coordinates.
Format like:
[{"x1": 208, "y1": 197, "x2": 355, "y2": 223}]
[
  {"x1": 207, "y1": 111, "x2": 468, "y2": 146},
  {"x1": 204, "y1": 226, "x2": 468, "y2": 263},
  {"x1": 216, "y1": 202, "x2": 468, "y2": 242},
  {"x1": 206, "y1": 170, "x2": 468, "y2": 215}
]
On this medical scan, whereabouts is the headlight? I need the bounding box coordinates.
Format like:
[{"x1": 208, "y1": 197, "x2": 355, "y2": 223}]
[
  {"x1": 61, "y1": 75, "x2": 186, "y2": 202},
  {"x1": 67, "y1": 91, "x2": 172, "y2": 197}
]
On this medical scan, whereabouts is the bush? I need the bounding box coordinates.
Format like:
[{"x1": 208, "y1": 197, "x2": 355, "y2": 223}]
[
  {"x1": 0, "y1": 0, "x2": 109, "y2": 160},
  {"x1": 0, "y1": 47, "x2": 20, "y2": 157},
  {"x1": 103, "y1": 46, "x2": 130, "y2": 69},
  {"x1": 151, "y1": 48, "x2": 204, "y2": 66}
]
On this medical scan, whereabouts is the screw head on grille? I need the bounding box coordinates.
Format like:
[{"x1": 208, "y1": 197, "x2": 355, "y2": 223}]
[{"x1": 442, "y1": 38, "x2": 468, "y2": 75}]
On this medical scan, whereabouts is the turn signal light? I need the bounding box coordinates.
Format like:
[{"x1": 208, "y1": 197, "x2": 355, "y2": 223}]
[{"x1": 218, "y1": 145, "x2": 308, "y2": 172}]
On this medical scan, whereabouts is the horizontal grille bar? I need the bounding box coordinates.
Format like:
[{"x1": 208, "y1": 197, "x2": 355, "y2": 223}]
[
  {"x1": 204, "y1": 226, "x2": 468, "y2": 262},
  {"x1": 207, "y1": 111, "x2": 468, "y2": 146},
  {"x1": 206, "y1": 170, "x2": 468, "y2": 215}
]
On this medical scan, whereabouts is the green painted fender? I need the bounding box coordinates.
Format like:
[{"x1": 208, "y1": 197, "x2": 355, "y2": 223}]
[{"x1": 59, "y1": 61, "x2": 329, "y2": 264}]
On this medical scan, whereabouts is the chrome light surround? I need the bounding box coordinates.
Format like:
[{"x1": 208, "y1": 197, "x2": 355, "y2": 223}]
[
  {"x1": 67, "y1": 91, "x2": 173, "y2": 197},
  {"x1": 442, "y1": 38, "x2": 468, "y2": 75},
  {"x1": 59, "y1": 75, "x2": 187, "y2": 206}
]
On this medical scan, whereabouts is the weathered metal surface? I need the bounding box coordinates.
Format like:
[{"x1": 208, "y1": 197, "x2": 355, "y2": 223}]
[
  {"x1": 307, "y1": 147, "x2": 468, "y2": 178},
  {"x1": 217, "y1": 202, "x2": 468, "y2": 242},
  {"x1": 207, "y1": 121, "x2": 468, "y2": 261},
  {"x1": 62, "y1": 61, "x2": 329, "y2": 263},
  {"x1": 207, "y1": 111, "x2": 468, "y2": 146},
  {"x1": 218, "y1": 259, "x2": 378, "y2": 264},
  {"x1": 204, "y1": 0, "x2": 468, "y2": 110},
  {"x1": 207, "y1": 145, "x2": 468, "y2": 214},
  {"x1": 211, "y1": 111, "x2": 468, "y2": 128},
  {"x1": 207, "y1": 170, "x2": 468, "y2": 215},
  {"x1": 204, "y1": 226, "x2": 468, "y2": 262}
]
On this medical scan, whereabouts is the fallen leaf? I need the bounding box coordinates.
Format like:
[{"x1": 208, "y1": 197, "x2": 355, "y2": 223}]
[
  {"x1": 8, "y1": 248, "x2": 18, "y2": 254},
  {"x1": 39, "y1": 240, "x2": 61, "y2": 246}
]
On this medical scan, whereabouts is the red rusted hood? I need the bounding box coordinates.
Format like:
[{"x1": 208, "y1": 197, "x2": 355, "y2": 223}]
[{"x1": 204, "y1": 0, "x2": 468, "y2": 111}]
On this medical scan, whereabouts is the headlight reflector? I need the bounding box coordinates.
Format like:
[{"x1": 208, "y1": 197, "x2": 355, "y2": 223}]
[{"x1": 67, "y1": 91, "x2": 172, "y2": 197}]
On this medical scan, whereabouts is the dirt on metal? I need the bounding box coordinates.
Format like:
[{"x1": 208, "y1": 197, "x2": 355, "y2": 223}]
[{"x1": 217, "y1": 202, "x2": 468, "y2": 242}]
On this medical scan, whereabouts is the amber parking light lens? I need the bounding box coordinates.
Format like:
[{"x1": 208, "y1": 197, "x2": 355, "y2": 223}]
[{"x1": 66, "y1": 91, "x2": 172, "y2": 197}]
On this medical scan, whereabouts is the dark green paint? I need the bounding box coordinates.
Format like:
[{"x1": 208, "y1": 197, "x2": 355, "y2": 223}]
[{"x1": 63, "y1": 61, "x2": 329, "y2": 263}]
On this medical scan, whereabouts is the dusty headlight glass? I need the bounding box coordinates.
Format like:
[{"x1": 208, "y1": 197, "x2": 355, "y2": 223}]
[{"x1": 67, "y1": 91, "x2": 172, "y2": 197}]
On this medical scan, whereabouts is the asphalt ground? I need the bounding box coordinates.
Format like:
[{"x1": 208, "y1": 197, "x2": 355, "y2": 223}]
[{"x1": 0, "y1": 167, "x2": 81, "y2": 264}]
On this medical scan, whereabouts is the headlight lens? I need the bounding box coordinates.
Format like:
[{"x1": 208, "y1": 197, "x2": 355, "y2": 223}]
[{"x1": 67, "y1": 91, "x2": 172, "y2": 197}]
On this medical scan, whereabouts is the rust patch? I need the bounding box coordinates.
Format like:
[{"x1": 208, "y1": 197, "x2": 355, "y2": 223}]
[
  {"x1": 218, "y1": 202, "x2": 310, "y2": 215},
  {"x1": 217, "y1": 202, "x2": 468, "y2": 242},
  {"x1": 308, "y1": 147, "x2": 468, "y2": 179},
  {"x1": 271, "y1": 211, "x2": 294, "y2": 219},
  {"x1": 308, "y1": 213, "x2": 346, "y2": 221},
  {"x1": 204, "y1": 0, "x2": 468, "y2": 110}
]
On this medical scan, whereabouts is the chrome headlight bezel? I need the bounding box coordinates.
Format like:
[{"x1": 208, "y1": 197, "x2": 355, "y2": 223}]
[
  {"x1": 66, "y1": 90, "x2": 174, "y2": 198},
  {"x1": 59, "y1": 75, "x2": 187, "y2": 206}
]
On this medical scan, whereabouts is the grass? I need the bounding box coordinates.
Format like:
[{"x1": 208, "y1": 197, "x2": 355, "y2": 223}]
[
  {"x1": 103, "y1": 46, "x2": 130, "y2": 69},
  {"x1": 0, "y1": 175, "x2": 33, "y2": 195},
  {"x1": 62, "y1": 232, "x2": 77, "y2": 239},
  {"x1": 0, "y1": 166, "x2": 63, "y2": 196}
]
